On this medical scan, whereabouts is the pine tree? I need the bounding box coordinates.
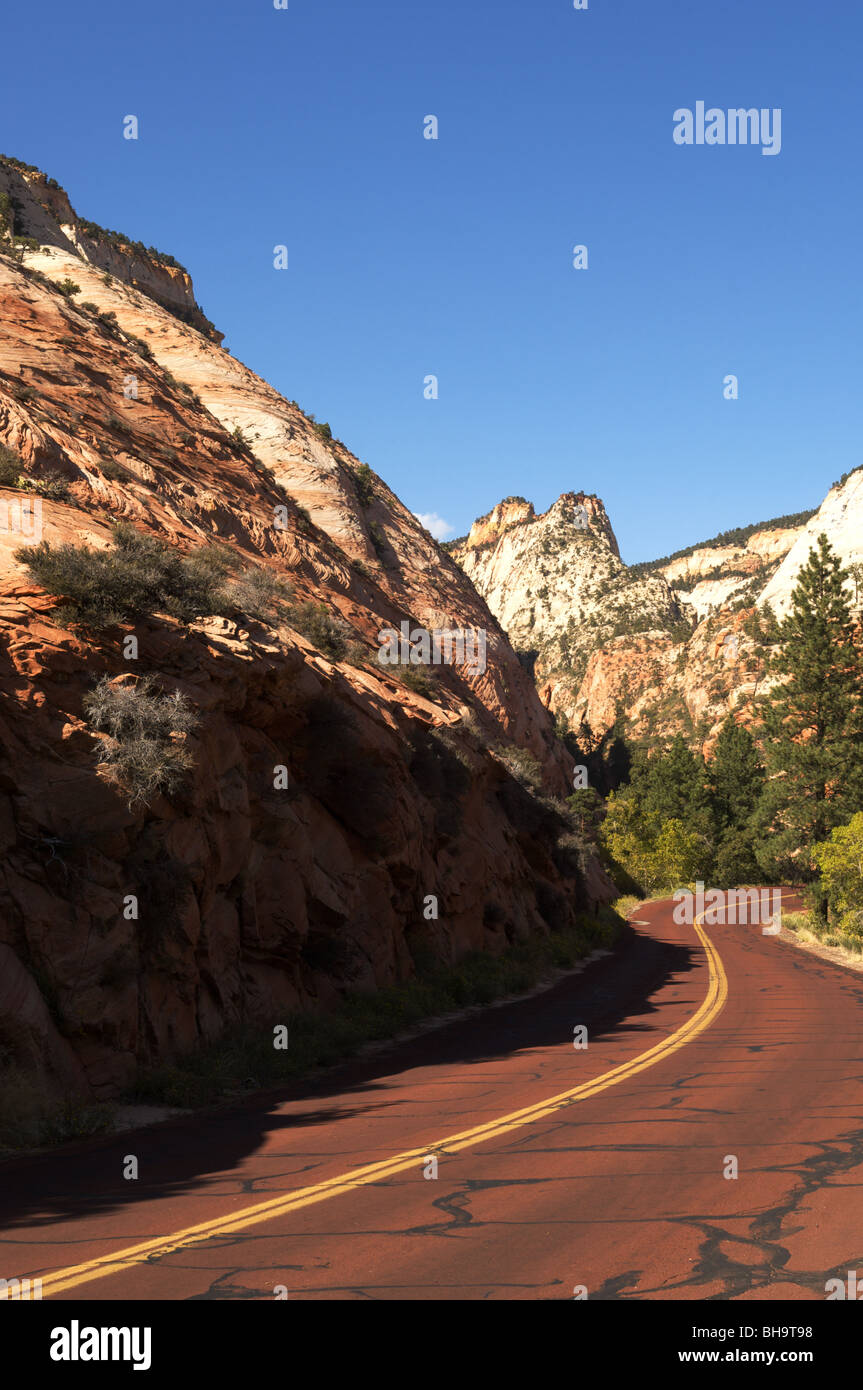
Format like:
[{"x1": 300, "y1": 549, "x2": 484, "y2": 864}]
[
  {"x1": 640, "y1": 734, "x2": 715, "y2": 840},
  {"x1": 709, "y1": 716, "x2": 764, "y2": 831},
  {"x1": 709, "y1": 716, "x2": 764, "y2": 888},
  {"x1": 753, "y1": 534, "x2": 863, "y2": 887}
]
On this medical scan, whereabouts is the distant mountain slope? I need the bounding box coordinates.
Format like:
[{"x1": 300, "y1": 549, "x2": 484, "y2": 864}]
[{"x1": 451, "y1": 480, "x2": 862, "y2": 753}]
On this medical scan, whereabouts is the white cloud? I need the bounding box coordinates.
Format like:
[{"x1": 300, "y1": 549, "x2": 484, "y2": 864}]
[{"x1": 414, "y1": 511, "x2": 455, "y2": 541}]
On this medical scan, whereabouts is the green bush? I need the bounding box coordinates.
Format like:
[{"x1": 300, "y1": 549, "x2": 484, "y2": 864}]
[
  {"x1": 354, "y1": 462, "x2": 375, "y2": 507},
  {"x1": 15, "y1": 522, "x2": 230, "y2": 627},
  {"x1": 30, "y1": 470, "x2": 71, "y2": 501},
  {"x1": 495, "y1": 745, "x2": 544, "y2": 792},
  {"x1": 99, "y1": 457, "x2": 128, "y2": 481},
  {"x1": 813, "y1": 812, "x2": 863, "y2": 937},
  {"x1": 0, "y1": 444, "x2": 21, "y2": 486},
  {"x1": 395, "y1": 663, "x2": 437, "y2": 697},
  {"x1": 286, "y1": 601, "x2": 349, "y2": 660}
]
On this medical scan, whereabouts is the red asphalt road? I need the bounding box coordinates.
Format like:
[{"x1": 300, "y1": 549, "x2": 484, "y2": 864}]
[{"x1": 3, "y1": 893, "x2": 863, "y2": 1301}]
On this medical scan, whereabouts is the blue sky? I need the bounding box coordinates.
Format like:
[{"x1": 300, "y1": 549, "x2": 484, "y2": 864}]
[{"x1": 2, "y1": 0, "x2": 860, "y2": 561}]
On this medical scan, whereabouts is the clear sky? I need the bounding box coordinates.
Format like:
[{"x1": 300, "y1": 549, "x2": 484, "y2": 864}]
[{"x1": 2, "y1": 1, "x2": 860, "y2": 562}]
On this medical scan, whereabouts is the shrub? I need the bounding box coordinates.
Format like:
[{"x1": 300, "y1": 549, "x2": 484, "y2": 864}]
[
  {"x1": 314, "y1": 422, "x2": 333, "y2": 441},
  {"x1": 15, "y1": 522, "x2": 229, "y2": 627},
  {"x1": 99, "y1": 457, "x2": 128, "y2": 481},
  {"x1": 0, "y1": 445, "x2": 20, "y2": 486},
  {"x1": 286, "y1": 601, "x2": 349, "y2": 660},
  {"x1": 30, "y1": 470, "x2": 71, "y2": 501},
  {"x1": 354, "y1": 462, "x2": 375, "y2": 507},
  {"x1": 495, "y1": 745, "x2": 544, "y2": 793},
  {"x1": 813, "y1": 813, "x2": 863, "y2": 937},
  {"x1": 225, "y1": 566, "x2": 293, "y2": 620},
  {"x1": 394, "y1": 663, "x2": 437, "y2": 697},
  {"x1": 126, "y1": 334, "x2": 154, "y2": 361},
  {"x1": 368, "y1": 521, "x2": 388, "y2": 560},
  {"x1": 54, "y1": 278, "x2": 81, "y2": 297},
  {"x1": 83, "y1": 675, "x2": 199, "y2": 809},
  {"x1": 78, "y1": 301, "x2": 99, "y2": 313}
]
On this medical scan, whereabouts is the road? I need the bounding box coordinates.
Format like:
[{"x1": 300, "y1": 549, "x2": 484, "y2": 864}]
[{"x1": 3, "y1": 891, "x2": 863, "y2": 1301}]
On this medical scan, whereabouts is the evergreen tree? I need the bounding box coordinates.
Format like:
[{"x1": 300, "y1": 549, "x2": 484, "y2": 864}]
[
  {"x1": 752, "y1": 534, "x2": 863, "y2": 888},
  {"x1": 708, "y1": 716, "x2": 764, "y2": 831},
  {"x1": 638, "y1": 734, "x2": 715, "y2": 842}
]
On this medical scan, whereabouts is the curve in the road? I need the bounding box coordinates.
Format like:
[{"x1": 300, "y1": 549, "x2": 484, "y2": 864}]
[{"x1": 29, "y1": 907, "x2": 728, "y2": 1300}]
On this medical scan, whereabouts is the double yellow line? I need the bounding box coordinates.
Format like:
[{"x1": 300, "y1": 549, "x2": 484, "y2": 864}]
[{"x1": 24, "y1": 909, "x2": 727, "y2": 1299}]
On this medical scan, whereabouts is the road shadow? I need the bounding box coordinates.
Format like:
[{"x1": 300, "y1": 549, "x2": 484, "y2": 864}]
[{"x1": 0, "y1": 912, "x2": 701, "y2": 1232}]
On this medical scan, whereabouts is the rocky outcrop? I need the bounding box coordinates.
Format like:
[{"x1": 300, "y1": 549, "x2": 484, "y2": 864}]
[
  {"x1": 658, "y1": 524, "x2": 804, "y2": 619},
  {"x1": 452, "y1": 491, "x2": 686, "y2": 728},
  {"x1": 0, "y1": 157, "x2": 220, "y2": 341},
  {"x1": 450, "y1": 488, "x2": 848, "y2": 753},
  {"x1": 761, "y1": 470, "x2": 863, "y2": 614},
  {"x1": 0, "y1": 165, "x2": 613, "y2": 1102}
]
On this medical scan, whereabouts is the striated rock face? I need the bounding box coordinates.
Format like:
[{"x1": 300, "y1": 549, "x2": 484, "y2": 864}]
[
  {"x1": 0, "y1": 163, "x2": 614, "y2": 1102},
  {"x1": 0, "y1": 157, "x2": 220, "y2": 341},
  {"x1": 659, "y1": 525, "x2": 803, "y2": 620}
]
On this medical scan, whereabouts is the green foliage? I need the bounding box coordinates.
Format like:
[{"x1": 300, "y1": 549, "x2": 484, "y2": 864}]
[
  {"x1": 832, "y1": 465, "x2": 863, "y2": 490},
  {"x1": 0, "y1": 444, "x2": 21, "y2": 485},
  {"x1": 54, "y1": 277, "x2": 80, "y2": 297},
  {"x1": 752, "y1": 535, "x2": 863, "y2": 883},
  {"x1": 83, "y1": 675, "x2": 199, "y2": 809},
  {"x1": 99, "y1": 457, "x2": 128, "y2": 481},
  {"x1": 394, "y1": 663, "x2": 437, "y2": 697},
  {"x1": 353, "y1": 462, "x2": 375, "y2": 507},
  {"x1": 713, "y1": 827, "x2": 761, "y2": 889},
  {"x1": 75, "y1": 217, "x2": 184, "y2": 270},
  {"x1": 368, "y1": 520, "x2": 388, "y2": 560},
  {"x1": 812, "y1": 813, "x2": 863, "y2": 937},
  {"x1": 708, "y1": 716, "x2": 764, "y2": 832},
  {"x1": 285, "y1": 600, "x2": 349, "y2": 660},
  {"x1": 567, "y1": 786, "x2": 604, "y2": 843},
  {"x1": 600, "y1": 795, "x2": 704, "y2": 895},
  {"x1": 634, "y1": 734, "x2": 715, "y2": 839},
  {"x1": 225, "y1": 565, "x2": 293, "y2": 620},
  {"x1": 495, "y1": 745, "x2": 544, "y2": 793},
  {"x1": 15, "y1": 523, "x2": 231, "y2": 628}
]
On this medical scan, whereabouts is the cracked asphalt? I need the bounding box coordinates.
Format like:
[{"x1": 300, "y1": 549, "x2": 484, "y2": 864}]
[{"x1": 3, "y1": 893, "x2": 862, "y2": 1301}]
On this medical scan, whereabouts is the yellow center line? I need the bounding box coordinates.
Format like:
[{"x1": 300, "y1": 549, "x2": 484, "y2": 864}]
[{"x1": 27, "y1": 906, "x2": 728, "y2": 1299}]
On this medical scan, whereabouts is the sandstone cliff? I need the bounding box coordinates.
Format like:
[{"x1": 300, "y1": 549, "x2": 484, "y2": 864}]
[
  {"x1": 452, "y1": 484, "x2": 859, "y2": 756},
  {"x1": 0, "y1": 160, "x2": 613, "y2": 1103},
  {"x1": 451, "y1": 491, "x2": 688, "y2": 732}
]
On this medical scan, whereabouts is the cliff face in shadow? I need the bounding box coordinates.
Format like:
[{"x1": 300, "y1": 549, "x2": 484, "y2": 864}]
[{"x1": 0, "y1": 158, "x2": 613, "y2": 1100}]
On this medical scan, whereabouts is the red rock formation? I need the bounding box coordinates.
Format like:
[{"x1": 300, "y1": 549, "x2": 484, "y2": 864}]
[{"x1": 0, "y1": 162, "x2": 613, "y2": 1101}]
